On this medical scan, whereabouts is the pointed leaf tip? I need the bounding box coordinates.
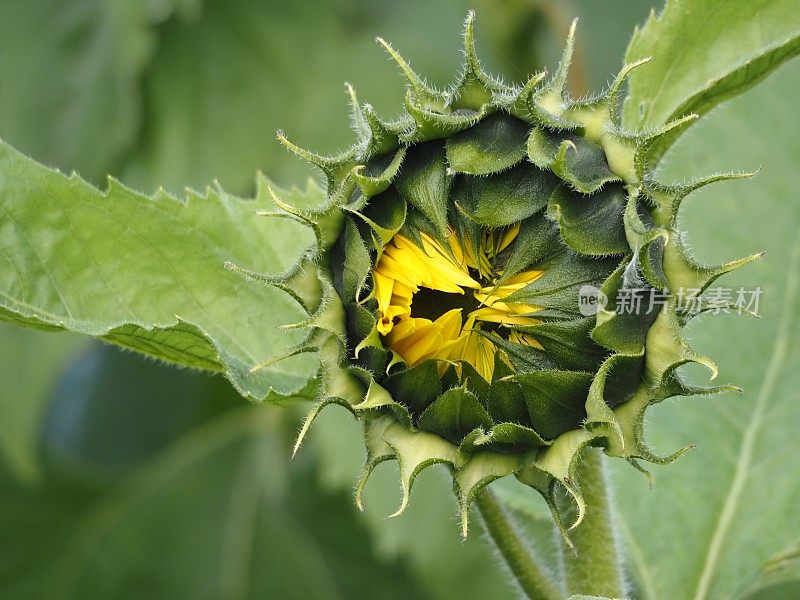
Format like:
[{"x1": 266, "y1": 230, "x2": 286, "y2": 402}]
[
  {"x1": 463, "y1": 10, "x2": 478, "y2": 61},
  {"x1": 376, "y1": 36, "x2": 418, "y2": 86},
  {"x1": 377, "y1": 35, "x2": 445, "y2": 110},
  {"x1": 608, "y1": 57, "x2": 653, "y2": 118},
  {"x1": 293, "y1": 398, "x2": 353, "y2": 458},
  {"x1": 554, "y1": 19, "x2": 578, "y2": 87},
  {"x1": 613, "y1": 57, "x2": 652, "y2": 87},
  {"x1": 345, "y1": 81, "x2": 367, "y2": 131},
  {"x1": 646, "y1": 113, "x2": 699, "y2": 141}
]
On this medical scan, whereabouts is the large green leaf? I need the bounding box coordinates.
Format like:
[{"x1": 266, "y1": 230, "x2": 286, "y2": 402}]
[
  {"x1": 613, "y1": 57, "x2": 800, "y2": 600},
  {"x1": 0, "y1": 140, "x2": 320, "y2": 400},
  {"x1": 623, "y1": 0, "x2": 800, "y2": 159}
]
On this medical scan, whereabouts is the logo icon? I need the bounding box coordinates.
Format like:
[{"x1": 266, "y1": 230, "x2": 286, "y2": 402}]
[{"x1": 578, "y1": 285, "x2": 608, "y2": 316}]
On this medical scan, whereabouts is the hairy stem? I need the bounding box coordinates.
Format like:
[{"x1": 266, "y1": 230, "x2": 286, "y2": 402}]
[
  {"x1": 475, "y1": 488, "x2": 562, "y2": 600},
  {"x1": 561, "y1": 447, "x2": 626, "y2": 597}
]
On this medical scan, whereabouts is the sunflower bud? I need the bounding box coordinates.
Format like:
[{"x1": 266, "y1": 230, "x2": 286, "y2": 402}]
[{"x1": 262, "y1": 13, "x2": 760, "y2": 537}]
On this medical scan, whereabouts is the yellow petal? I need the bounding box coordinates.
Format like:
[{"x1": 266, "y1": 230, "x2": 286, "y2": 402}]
[
  {"x1": 434, "y1": 308, "x2": 464, "y2": 341},
  {"x1": 373, "y1": 226, "x2": 549, "y2": 381}
]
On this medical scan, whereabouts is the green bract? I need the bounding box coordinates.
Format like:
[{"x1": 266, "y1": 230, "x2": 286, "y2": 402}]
[{"x1": 250, "y1": 13, "x2": 760, "y2": 538}]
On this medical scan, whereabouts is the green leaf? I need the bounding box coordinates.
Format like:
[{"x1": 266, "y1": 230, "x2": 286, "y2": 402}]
[
  {"x1": 496, "y1": 215, "x2": 562, "y2": 285},
  {"x1": 394, "y1": 141, "x2": 451, "y2": 239},
  {"x1": 383, "y1": 361, "x2": 442, "y2": 415},
  {"x1": 461, "y1": 422, "x2": 548, "y2": 453},
  {"x1": 354, "y1": 186, "x2": 408, "y2": 248},
  {"x1": 484, "y1": 374, "x2": 529, "y2": 426},
  {"x1": 418, "y1": 387, "x2": 493, "y2": 444},
  {"x1": 331, "y1": 216, "x2": 371, "y2": 302},
  {"x1": 454, "y1": 162, "x2": 561, "y2": 228},
  {"x1": 527, "y1": 128, "x2": 620, "y2": 194},
  {"x1": 547, "y1": 184, "x2": 628, "y2": 256},
  {"x1": 514, "y1": 317, "x2": 607, "y2": 372},
  {"x1": 445, "y1": 112, "x2": 529, "y2": 175},
  {"x1": 505, "y1": 250, "x2": 618, "y2": 312},
  {"x1": 353, "y1": 148, "x2": 407, "y2": 198},
  {"x1": 512, "y1": 370, "x2": 593, "y2": 440},
  {"x1": 614, "y1": 57, "x2": 800, "y2": 600},
  {"x1": 592, "y1": 268, "x2": 661, "y2": 356},
  {"x1": 623, "y1": 0, "x2": 800, "y2": 161},
  {"x1": 0, "y1": 140, "x2": 320, "y2": 400}
]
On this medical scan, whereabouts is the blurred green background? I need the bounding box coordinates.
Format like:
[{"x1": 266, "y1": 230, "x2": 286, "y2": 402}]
[{"x1": 10, "y1": 1, "x2": 797, "y2": 599}]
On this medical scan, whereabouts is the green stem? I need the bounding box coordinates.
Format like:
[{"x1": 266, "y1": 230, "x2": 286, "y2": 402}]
[
  {"x1": 560, "y1": 447, "x2": 626, "y2": 597},
  {"x1": 475, "y1": 488, "x2": 562, "y2": 600}
]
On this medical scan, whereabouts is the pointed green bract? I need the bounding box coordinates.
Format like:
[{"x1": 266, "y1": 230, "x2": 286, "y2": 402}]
[
  {"x1": 528, "y1": 128, "x2": 620, "y2": 193},
  {"x1": 454, "y1": 162, "x2": 560, "y2": 228},
  {"x1": 446, "y1": 113, "x2": 530, "y2": 175},
  {"x1": 418, "y1": 387, "x2": 493, "y2": 444},
  {"x1": 394, "y1": 141, "x2": 451, "y2": 239},
  {"x1": 548, "y1": 184, "x2": 628, "y2": 256}
]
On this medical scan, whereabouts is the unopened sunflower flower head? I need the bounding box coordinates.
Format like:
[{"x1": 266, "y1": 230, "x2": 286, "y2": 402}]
[{"x1": 248, "y1": 13, "x2": 761, "y2": 538}]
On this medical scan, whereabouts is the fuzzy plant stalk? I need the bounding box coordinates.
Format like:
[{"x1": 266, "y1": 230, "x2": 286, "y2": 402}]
[
  {"x1": 474, "y1": 488, "x2": 563, "y2": 599},
  {"x1": 558, "y1": 448, "x2": 625, "y2": 597}
]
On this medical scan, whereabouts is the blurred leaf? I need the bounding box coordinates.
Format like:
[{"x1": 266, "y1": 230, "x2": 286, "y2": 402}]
[
  {"x1": 739, "y1": 543, "x2": 800, "y2": 600},
  {"x1": 623, "y1": 0, "x2": 800, "y2": 158},
  {"x1": 472, "y1": 0, "x2": 661, "y2": 97},
  {"x1": 0, "y1": 324, "x2": 84, "y2": 482},
  {"x1": 0, "y1": 346, "x2": 425, "y2": 599},
  {"x1": 0, "y1": 0, "x2": 158, "y2": 182},
  {"x1": 613, "y1": 59, "x2": 800, "y2": 600},
  {"x1": 0, "y1": 140, "x2": 321, "y2": 400},
  {"x1": 121, "y1": 0, "x2": 478, "y2": 195},
  {"x1": 0, "y1": 0, "x2": 662, "y2": 195},
  {"x1": 41, "y1": 344, "x2": 239, "y2": 477},
  {"x1": 744, "y1": 581, "x2": 800, "y2": 600}
]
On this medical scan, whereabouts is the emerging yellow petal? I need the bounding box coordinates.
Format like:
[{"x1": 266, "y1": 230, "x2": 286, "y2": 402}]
[{"x1": 372, "y1": 228, "x2": 544, "y2": 380}]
